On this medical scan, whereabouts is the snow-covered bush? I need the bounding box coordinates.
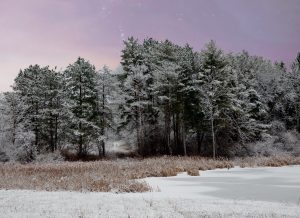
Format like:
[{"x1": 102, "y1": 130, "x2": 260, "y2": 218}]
[
  {"x1": 0, "y1": 150, "x2": 9, "y2": 162},
  {"x1": 250, "y1": 135, "x2": 281, "y2": 156},
  {"x1": 269, "y1": 120, "x2": 286, "y2": 135},
  {"x1": 243, "y1": 130, "x2": 300, "y2": 157},
  {"x1": 14, "y1": 131, "x2": 36, "y2": 163},
  {"x1": 229, "y1": 126, "x2": 300, "y2": 157}
]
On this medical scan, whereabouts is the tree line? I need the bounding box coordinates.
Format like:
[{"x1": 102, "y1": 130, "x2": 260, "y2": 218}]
[
  {"x1": 0, "y1": 59, "x2": 114, "y2": 160},
  {"x1": 0, "y1": 38, "x2": 299, "y2": 161}
]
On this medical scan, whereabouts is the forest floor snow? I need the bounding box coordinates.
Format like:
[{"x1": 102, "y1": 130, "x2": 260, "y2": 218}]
[{"x1": 1, "y1": 166, "x2": 300, "y2": 218}]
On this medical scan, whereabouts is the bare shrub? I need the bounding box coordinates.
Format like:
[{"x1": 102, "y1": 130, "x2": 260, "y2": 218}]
[{"x1": 187, "y1": 169, "x2": 200, "y2": 176}]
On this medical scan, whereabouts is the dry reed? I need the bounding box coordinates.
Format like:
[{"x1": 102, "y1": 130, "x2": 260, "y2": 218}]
[{"x1": 0, "y1": 154, "x2": 299, "y2": 193}]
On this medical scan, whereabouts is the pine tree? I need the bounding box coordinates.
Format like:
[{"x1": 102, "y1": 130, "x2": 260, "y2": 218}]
[
  {"x1": 291, "y1": 52, "x2": 300, "y2": 132},
  {"x1": 198, "y1": 41, "x2": 234, "y2": 158},
  {"x1": 63, "y1": 57, "x2": 100, "y2": 156},
  {"x1": 13, "y1": 65, "x2": 45, "y2": 154},
  {"x1": 120, "y1": 37, "x2": 160, "y2": 154},
  {"x1": 96, "y1": 66, "x2": 114, "y2": 156},
  {"x1": 152, "y1": 40, "x2": 182, "y2": 154},
  {"x1": 40, "y1": 67, "x2": 62, "y2": 152},
  {"x1": 229, "y1": 51, "x2": 268, "y2": 143},
  {"x1": 13, "y1": 65, "x2": 63, "y2": 153},
  {"x1": 2, "y1": 92, "x2": 22, "y2": 146},
  {"x1": 177, "y1": 44, "x2": 198, "y2": 155}
]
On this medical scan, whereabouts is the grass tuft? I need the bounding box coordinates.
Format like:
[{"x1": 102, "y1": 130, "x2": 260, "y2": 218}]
[{"x1": 187, "y1": 169, "x2": 200, "y2": 176}]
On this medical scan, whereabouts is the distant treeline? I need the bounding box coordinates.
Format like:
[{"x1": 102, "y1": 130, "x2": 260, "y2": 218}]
[{"x1": 0, "y1": 38, "x2": 300, "y2": 161}]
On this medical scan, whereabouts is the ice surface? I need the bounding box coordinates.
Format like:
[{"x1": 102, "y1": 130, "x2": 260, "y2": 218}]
[{"x1": 144, "y1": 165, "x2": 300, "y2": 203}]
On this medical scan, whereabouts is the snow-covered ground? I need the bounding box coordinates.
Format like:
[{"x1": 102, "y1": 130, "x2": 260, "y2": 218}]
[{"x1": 1, "y1": 166, "x2": 300, "y2": 218}]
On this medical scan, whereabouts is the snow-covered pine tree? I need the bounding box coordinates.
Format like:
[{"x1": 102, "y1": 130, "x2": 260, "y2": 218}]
[
  {"x1": 290, "y1": 52, "x2": 300, "y2": 132},
  {"x1": 1, "y1": 92, "x2": 22, "y2": 146},
  {"x1": 63, "y1": 57, "x2": 100, "y2": 156},
  {"x1": 119, "y1": 37, "x2": 160, "y2": 155},
  {"x1": 39, "y1": 67, "x2": 63, "y2": 152},
  {"x1": 0, "y1": 93, "x2": 11, "y2": 161},
  {"x1": 1, "y1": 91, "x2": 35, "y2": 161},
  {"x1": 119, "y1": 37, "x2": 144, "y2": 153},
  {"x1": 0, "y1": 93, "x2": 10, "y2": 155},
  {"x1": 152, "y1": 40, "x2": 182, "y2": 155},
  {"x1": 141, "y1": 38, "x2": 161, "y2": 153},
  {"x1": 198, "y1": 40, "x2": 235, "y2": 158},
  {"x1": 13, "y1": 65, "x2": 63, "y2": 154},
  {"x1": 229, "y1": 51, "x2": 268, "y2": 143},
  {"x1": 95, "y1": 66, "x2": 115, "y2": 156},
  {"x1": 176, "y1": 44, "x2": 199, "y2": 155},
  {"x1": 13, "y1": 65, "x2": 45, "y2": 155}
]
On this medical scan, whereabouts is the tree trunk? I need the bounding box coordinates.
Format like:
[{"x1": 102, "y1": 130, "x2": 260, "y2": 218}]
[
  {"x1": 35, "y1": 103, "x2": 39, "y2": 152},
  {"x1": 297, "y1": 101, "x2": 300, "y2": 133},
  {"x1": 50, "y1": 117, "x2": 54, "y2": 152},
  {"x1": 54, "y1": 115, "x2": 58, "y2": 150},
  {"x1": 165, "y1": 112, "x2": 172, "y2": 155},
  {"x1": 164, "y1": 101, "x2": 172, "y2": 155},
  {"x1": 182, "y1": 123, "x2": 187, "y2": 156},
  {"x1": 100, "y1": 125, "x2": 105, "y2": 157},
  {"x1": 101, "y1": 83, "x2": 106, "y2": 157},
  {"x1": 211, "y1": 116, "x2": 216, "y2": 159},
  {"x1": 79, "y1": 131, "x2": 83, "y2": 156},
  {"x1": 79, "y1": 73, "x2": 83, "y2": 156},
  {"x1": 197, "y1": 131, "x2": 204, "y2": 154},
  {"x1": 136, "y1": 124, "x2": 140, "y2": 152},
  {"x1": 102, "y1": 140, "x2": 105, "y2": 157},
  {"x1": 12, "y1": 108, "x2": 16, "y2": 145},
  {"x1": 176, "y1": 113, "x2": 181, "y2": 154},
  {"x1": 172, "y1": 113, "x2": 177, "y2": 153},
  {"x1": 138, "y1": 95, "x2": 144, "y2": 154},
  {"x1": 98, "y1": 140, "x2": 105, "y2": 157}
]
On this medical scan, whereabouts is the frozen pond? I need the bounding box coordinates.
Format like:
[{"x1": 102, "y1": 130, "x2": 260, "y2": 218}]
[{"x1": 145, "y1": 165, "x2": 300, "y2": 204}]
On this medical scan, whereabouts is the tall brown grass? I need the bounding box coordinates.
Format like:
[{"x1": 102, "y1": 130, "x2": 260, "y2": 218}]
[
  {"x1": 236, "y1": 153, "x2": 300, "y2": 168},
  {"x1": 0, "y1": 154, "x2": 299, "y2": 193}
]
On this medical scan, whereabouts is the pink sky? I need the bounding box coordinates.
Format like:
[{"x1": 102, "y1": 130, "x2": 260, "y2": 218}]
[{"x1": 1, "y1": 0, "x2": 300, "y2": 91}]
